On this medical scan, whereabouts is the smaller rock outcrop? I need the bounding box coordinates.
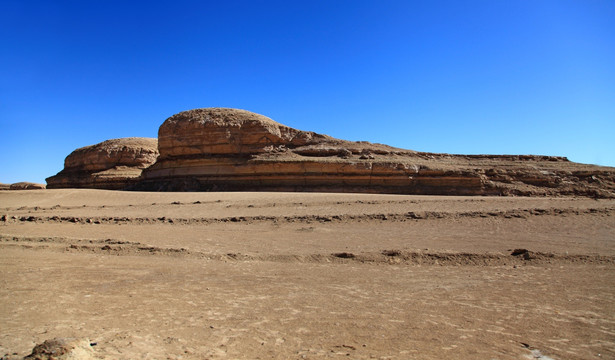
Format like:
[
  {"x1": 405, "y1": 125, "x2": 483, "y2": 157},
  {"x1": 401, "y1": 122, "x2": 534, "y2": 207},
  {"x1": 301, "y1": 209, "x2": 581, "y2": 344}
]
[
  {"x1": 9, "y1": 182, "x2": 46, "y2": 190},
  {"x1": 24, "y1": 338, "x2": 95, "y2": 360},
  {"x1": 0, "y1": 183, "x2": 10, "y2": 190},
  {"x1": 46, "y1": 138, "x2": 158, "y2": 189}
]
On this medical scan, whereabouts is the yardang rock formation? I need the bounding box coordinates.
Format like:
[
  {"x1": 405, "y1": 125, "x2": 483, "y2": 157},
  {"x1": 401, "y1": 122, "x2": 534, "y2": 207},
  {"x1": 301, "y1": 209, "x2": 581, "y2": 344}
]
[
  {"x1": 46, "y1": 137, "x2": 158, "y2": 189},
  {"x1": 48, "y1": 108, "x2": 615, "y2": 198},
  {"x1": 9, "y1": 182, "x2": 46, "y2": 190}
]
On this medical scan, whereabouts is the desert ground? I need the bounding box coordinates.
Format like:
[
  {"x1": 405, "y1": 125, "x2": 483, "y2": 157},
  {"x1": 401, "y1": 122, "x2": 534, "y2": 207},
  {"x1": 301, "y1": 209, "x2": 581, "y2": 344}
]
[{"x1": 1, "y1": 189, "x2": 614, "y2": 359}]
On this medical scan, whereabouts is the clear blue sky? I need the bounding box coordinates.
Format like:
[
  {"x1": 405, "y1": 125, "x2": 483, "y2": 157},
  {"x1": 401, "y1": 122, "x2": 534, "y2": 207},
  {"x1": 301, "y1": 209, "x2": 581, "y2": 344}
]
[{"x1": 1, "y1": 0, "x2": 614, "y2": 184}]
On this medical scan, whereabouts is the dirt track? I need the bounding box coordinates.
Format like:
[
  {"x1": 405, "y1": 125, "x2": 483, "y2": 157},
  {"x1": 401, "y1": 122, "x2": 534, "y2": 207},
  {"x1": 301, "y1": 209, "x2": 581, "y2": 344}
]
[{"x1": 1, "y1": 190, "x2": 614, "y2": 359}]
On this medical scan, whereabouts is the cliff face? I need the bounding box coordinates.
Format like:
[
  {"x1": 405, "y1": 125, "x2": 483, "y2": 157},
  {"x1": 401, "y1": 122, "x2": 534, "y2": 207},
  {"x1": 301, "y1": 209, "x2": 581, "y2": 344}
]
[
  {"x1": 136, "y1": 108, "x2": 615, "y2": 197},
  {"x1": 46, "y1": 138, "x2": 158, "y2": 189}
]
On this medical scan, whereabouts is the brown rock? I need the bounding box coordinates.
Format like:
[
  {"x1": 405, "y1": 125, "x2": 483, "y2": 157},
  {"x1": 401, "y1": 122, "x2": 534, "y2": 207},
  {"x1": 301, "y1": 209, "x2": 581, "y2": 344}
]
[
  {"x1": 46, "y1": 138, "x2": 158, "y2": 190},
  {"x1": 140, "y1": 108, "x2": 420, "y2": 192},
  {"x1": 46, "y1": 108, "x2": 615, "y2": 197},
  {"x1": 158, "y1": 108, "x2": 330, "y2": 157},
  {"x1": 137, "y1": 108, "x2": 615, "y2": 197},
  {"x1": 24, "y1": 338, "x2": 94, "y2": 360},
  {"x1": 9, "y1": 182, "x2": 46, "y2": 190},
  {"x1": 0, "y1": 183, "x2": 11, "y2": 190}
]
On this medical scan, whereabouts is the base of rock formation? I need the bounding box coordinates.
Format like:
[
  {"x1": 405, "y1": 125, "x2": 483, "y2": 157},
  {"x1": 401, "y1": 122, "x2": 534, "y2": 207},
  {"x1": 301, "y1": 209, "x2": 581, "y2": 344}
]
[
  {"x1": 46, "y1": 138, "x2": 158, "y2": 190},
  {"x1": 136, "y1": 151, "x2": 615, "y2": 198}
]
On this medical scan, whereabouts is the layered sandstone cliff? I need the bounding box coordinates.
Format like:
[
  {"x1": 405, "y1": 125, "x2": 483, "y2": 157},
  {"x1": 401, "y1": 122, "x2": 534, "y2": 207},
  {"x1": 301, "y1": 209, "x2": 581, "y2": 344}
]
[
  {"x1": 136, "y1": 108, "x2": 615, "y2": 197},
  {"x1": 46, "y1": 138, "x2": 158, "y2": 189}
]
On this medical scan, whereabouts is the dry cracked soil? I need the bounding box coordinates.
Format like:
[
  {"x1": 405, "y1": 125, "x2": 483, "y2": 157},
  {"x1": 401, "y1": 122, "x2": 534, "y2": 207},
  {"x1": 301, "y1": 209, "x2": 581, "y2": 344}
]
[{"x1": 1, "y1": 189, "x2": 614, "y2": 359}]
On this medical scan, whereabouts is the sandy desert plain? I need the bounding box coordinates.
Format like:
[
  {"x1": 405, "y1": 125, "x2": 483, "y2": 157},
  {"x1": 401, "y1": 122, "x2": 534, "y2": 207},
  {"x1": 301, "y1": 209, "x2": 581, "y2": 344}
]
[{"x1": 0, "y1": 189, "x2": 614, "y2": 359}]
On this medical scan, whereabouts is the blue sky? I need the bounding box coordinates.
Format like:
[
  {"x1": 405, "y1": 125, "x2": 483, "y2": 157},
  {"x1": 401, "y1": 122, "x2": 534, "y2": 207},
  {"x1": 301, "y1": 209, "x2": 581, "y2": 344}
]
[{"x1": 1, "y1": 0, "x2": 614, "y2": 184}]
